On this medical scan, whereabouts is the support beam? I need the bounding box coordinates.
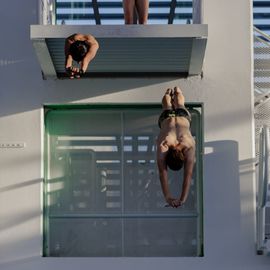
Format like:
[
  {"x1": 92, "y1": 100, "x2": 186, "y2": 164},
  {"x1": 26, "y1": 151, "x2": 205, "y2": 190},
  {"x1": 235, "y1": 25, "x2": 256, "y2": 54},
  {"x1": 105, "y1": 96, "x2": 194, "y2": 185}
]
[
  {"x1": 188, "y1": 37, "x2": 207, "y2": 76},
  {"x1": 32, "y1": 38, "x2": 57, "y2": 79},
  {"x1": 193, "y1": 0, "x2": 202, "y2": 24}
]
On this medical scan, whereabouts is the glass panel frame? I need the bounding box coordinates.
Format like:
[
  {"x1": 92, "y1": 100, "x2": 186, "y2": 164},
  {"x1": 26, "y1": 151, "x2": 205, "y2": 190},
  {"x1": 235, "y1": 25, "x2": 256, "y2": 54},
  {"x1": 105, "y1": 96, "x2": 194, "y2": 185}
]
[{"x1": 43, "y1": 103, "x2": 204, "y2": 257}]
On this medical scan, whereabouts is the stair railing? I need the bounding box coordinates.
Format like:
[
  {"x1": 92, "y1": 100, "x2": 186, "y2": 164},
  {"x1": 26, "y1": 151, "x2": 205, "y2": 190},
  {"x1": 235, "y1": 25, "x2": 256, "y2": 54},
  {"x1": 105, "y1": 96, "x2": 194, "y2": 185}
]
[
  {"x1": 257, "y1": 125, "x2": 270, "y2": 254},
  {"x1": 254, "y1": 26, "x2": 270, "y2": 106}
]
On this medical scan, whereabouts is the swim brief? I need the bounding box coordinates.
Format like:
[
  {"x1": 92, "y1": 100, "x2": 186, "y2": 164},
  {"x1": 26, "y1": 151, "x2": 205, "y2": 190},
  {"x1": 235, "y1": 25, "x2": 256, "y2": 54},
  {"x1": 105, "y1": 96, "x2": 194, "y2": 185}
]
[{"x1": 158, "y1": 106, "x2": 192, "y2": 128}]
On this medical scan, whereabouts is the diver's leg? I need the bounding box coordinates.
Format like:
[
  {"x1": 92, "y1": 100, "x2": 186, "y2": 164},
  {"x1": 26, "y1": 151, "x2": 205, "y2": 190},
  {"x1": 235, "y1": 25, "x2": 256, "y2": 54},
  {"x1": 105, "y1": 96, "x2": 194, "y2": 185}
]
[
  {"x1": 173, "y1": 86, "x2": 185, "y2": 108},
  {"x1": 136, "y1": 0, "x2": 149, "y2": 24},
  {"x1": 162, "y1": 88, "x2": 173, "y2": 110},
  {"x1": 123, "y1": 0, "x2": 136, "y2": 24}
]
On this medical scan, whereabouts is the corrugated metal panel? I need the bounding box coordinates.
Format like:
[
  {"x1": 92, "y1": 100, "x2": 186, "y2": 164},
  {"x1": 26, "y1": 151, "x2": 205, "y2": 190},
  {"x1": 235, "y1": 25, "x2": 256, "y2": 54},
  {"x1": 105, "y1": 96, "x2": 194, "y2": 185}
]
[{"x1": 47, "y1": 37, "x2": 193, "y2": 74}]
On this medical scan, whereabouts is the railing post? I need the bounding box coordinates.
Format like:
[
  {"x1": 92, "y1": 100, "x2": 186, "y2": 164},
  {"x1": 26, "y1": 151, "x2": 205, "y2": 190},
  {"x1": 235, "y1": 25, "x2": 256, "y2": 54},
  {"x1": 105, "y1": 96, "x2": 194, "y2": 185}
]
[
  {"x1": 257, "y1": 127, "x2": 265, "y2": 253},
  {"x1": 193, "y1": 0, "x2": 203, "y2": 24},
  {"x1": 257, "y1": 125, "x2": 270, "y2": 254},
  {"x1": 39, "y1": 0, "x2": 55, "y2": 25}
]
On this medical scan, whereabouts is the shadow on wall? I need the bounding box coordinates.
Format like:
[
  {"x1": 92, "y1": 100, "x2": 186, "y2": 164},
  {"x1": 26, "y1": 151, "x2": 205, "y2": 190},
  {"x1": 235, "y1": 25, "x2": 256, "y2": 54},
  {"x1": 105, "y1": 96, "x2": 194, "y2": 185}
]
[
  {"x1": 204, "y1": 140, "x2": 243, "y2": 258},
  {"x1": 0, "y1": 178, "x2": 42, "y2": 267},
  {"x1": 0, "y1": 178, "x2": 42, "y2": 231}
]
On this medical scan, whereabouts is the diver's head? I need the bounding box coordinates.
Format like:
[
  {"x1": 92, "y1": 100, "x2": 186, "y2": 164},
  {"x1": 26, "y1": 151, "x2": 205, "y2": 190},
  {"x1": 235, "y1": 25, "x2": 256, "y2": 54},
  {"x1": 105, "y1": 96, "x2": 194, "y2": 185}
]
[
  {"x1": 166, "y1": 145, "x2": 184, "y2": 171},
  {"x1": 69, "y1": 41, "x2": 89, "y2": 62}
]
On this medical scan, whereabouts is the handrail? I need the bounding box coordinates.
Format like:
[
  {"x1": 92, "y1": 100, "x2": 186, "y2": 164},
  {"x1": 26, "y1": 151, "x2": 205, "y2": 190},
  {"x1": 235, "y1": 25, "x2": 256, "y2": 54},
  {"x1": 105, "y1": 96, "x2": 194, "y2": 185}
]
[
  {"x1": 263, "y1": 126, "x2": 269, "y2": 207},
  {"x1": 254, "y1": 26, "x2": 270, "y2": 42},
  {"x1": 254, "y1": 26, "x2": 270, "y2": 49},
  {"x1": 258, "y1": 125, "x2": 269, "y2": 208},
  {"x1": 258, "y1": 127, "x2": 264, "y2": 207},
  {"x1": 253, "y1": 26, "x2": 270, "y2": 103},
  {"x1": 257, "y1": 125, "x2": 270, "y2": 254},
  {"x1": 254, "y1": 35, "x2": 270, "y2": 48},
  {"x1": 254, "y1": 91, "x2": 270, "y2": 107}
]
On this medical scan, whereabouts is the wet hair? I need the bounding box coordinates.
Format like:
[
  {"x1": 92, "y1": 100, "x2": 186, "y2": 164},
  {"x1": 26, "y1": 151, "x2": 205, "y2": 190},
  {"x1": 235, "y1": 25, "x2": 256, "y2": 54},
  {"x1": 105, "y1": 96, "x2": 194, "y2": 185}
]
[
  {"x1": 69, "y1": 40, "x2": 89, "y2": 62},
  {"x1": 166, "y1": 146, "x2": 184, "y2": 171}
]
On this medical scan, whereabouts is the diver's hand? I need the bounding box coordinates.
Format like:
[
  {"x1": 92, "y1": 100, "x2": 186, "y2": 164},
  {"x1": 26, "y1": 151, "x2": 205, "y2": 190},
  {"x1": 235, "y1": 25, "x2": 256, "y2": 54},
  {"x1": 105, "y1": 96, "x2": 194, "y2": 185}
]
[
  {"x1": 66, "y1": 66, "x2": 80, "y2": 79},
  {"x1": 165, "y1": 197, "x2": 183, "y2": 208}
]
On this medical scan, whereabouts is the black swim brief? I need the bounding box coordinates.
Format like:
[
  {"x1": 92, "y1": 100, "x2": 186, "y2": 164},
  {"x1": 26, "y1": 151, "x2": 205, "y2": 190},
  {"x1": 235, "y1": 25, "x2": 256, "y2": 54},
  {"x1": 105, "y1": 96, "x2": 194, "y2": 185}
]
[{"x1": 158, "y1": 106, "x2": 192, "y2": 128}]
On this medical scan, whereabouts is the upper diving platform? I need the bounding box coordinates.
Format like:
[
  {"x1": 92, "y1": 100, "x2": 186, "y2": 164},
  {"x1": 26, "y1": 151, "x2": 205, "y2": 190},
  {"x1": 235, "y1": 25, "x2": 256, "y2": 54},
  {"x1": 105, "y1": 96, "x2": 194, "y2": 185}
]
[{"x1": 30, "y1": 25, "x2": 208, "y2": 79}]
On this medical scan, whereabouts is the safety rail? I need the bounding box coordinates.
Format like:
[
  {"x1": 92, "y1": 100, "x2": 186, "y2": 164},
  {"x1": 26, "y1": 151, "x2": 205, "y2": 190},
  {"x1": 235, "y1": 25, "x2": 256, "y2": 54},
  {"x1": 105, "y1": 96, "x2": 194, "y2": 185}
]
[
  {"x1": 39, "y1": 0, "x2": 199, "y2": 25},
  {"x1": 254, "y1": 0, "x2": 270, "y2": 34},
  {"x1": 257, "y1": 125, "x2": 270, "y2": 255},
  {"x1": 254, "y1": 26, "x2": 270, "y2": 45},
  {"x1": 254, "y1": 26, "x2": 270, "y2": 161},
  {"x1": 39, "y1": 0, "x2": 55, "y2": 25}
]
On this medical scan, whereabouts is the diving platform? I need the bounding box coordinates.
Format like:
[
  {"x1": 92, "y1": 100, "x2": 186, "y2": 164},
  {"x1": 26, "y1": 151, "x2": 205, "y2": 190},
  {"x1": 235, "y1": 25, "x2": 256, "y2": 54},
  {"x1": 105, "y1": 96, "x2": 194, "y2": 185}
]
[{"x1": 30, "y1": 24, "x2": 208, "y2": 79}]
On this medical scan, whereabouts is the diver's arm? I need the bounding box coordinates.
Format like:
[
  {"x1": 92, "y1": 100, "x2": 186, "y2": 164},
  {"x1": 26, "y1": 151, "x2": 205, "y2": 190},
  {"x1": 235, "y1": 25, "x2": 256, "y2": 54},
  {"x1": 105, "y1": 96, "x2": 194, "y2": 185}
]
[
  {"x1": 80, "y1": 34, "x2": 99, "y2": 72},
  {"x1": 179, "y1": 147, "x2": 195, "y2": 203},
  {"x1": 64, "y1": 34, "x2": 77, "y2": 68},
  {"x1": 157, "y1": 142, "x2": 178, "y2": 207}
]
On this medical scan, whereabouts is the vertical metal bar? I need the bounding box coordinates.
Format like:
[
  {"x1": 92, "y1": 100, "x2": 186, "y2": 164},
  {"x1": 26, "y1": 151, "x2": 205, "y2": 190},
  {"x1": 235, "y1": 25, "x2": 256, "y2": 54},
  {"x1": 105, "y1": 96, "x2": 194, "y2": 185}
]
[
  {"x1": 51, "y1": 0, "x2": 56, "y2": 25},
  {"x1": 193, "y1": 0, "x2": 202, "y2": 24},
  {"x1": 44, "y1": 129, "x2": 51, "y2": 256},
  {"x1": 257, "y1": 128, "x2": 264, "y2": 252},
  {"x1": 92, "y1": 0, "x2": 101, "y2": 25},
  {"x1": 195, "y1": 108, "x2": 203, "y2": 256},
  {"x1": 258, "y1": 127, "x2": 265, "y2": 208},
  {"x1": 39, "y1": 0, "x2": 43, "y2": 25},
  {"x1": 263, "y1": 126, "x2": 269, "y2": 207},
  {"x1": 168, "y1": 0, "x2": 177, "y2": 24},
  {"x1": 200, "y1": 106, "x2": 205, "y2": 256},
  {"x1": 121, "y1": 112, "x2": 125, "y2": 256},
  {"x1": 257, "y1": 126, "x2": 268, "y2": 253}
]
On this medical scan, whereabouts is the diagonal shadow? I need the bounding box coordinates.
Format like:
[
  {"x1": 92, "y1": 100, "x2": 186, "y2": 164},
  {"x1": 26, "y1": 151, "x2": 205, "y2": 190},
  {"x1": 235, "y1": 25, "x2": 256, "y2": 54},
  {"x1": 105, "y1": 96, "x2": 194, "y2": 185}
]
[{"x1": 0, "y1": 178, "x2": 42, "y2": 193}]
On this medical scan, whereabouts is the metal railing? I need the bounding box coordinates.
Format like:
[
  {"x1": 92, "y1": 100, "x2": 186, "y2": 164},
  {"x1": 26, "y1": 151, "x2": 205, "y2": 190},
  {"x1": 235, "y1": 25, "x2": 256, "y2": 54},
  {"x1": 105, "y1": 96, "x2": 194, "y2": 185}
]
[
  {"x1": 39, "y1": 0, "x2": 196, "y2": 25},
  {"x1": 256, "y1": 125, "x2": 270, "y2": 254},
  {"x1": 254, "y1": 26, "x2": 270, "y2": 106},
  {"x1": 39, "y1": 0, "x2": 56, "y2": 25},
  {"x1": 254, "y1": 26, "x2": 270, "y2": 45}
]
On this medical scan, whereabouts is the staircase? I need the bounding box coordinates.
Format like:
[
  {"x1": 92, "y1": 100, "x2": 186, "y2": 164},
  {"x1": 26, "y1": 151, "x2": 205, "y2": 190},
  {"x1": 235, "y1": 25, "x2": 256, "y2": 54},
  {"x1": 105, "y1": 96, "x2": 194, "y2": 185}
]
[
  {"x1": 254, "y1": 27, "x2": 270, "y2": 157},
  {"x1": 256, "y1": 126, "x2": 270, "y2": 255},
  {"x1": 254, "y1": 26, "x2": 270, "y2": 255},
  {"x1": 254, "y1": 27, "x2": 270, "y2": 103}
]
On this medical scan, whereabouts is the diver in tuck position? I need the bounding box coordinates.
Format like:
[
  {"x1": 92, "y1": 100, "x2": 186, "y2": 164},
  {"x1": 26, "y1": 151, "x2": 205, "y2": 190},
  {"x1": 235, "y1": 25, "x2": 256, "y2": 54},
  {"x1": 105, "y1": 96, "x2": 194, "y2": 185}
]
[{"x1": 156, "y1": 87, "x2": 195, "y2": 208}]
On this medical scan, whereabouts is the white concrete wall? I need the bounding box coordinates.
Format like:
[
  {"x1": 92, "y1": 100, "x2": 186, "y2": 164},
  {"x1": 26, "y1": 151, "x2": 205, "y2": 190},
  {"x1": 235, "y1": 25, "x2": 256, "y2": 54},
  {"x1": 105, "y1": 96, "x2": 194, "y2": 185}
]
[{"x1": 0, "y1": 0, "x2": 269, "y2": 269}]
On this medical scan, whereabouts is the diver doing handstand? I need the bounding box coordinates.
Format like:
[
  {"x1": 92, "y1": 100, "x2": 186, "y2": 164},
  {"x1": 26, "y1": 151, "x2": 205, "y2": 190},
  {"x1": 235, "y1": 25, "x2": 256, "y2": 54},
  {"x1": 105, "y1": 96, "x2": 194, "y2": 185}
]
[{"x1": 157, "y1": 87, "x2": 195, "y2": 208}]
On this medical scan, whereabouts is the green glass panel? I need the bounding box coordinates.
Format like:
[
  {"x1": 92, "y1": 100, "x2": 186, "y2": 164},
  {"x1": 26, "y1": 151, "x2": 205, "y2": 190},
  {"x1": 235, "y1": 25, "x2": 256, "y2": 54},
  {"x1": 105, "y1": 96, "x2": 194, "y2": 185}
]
[{"x1": 44, "y1": 104, "x2": 203, "y2": 257}]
